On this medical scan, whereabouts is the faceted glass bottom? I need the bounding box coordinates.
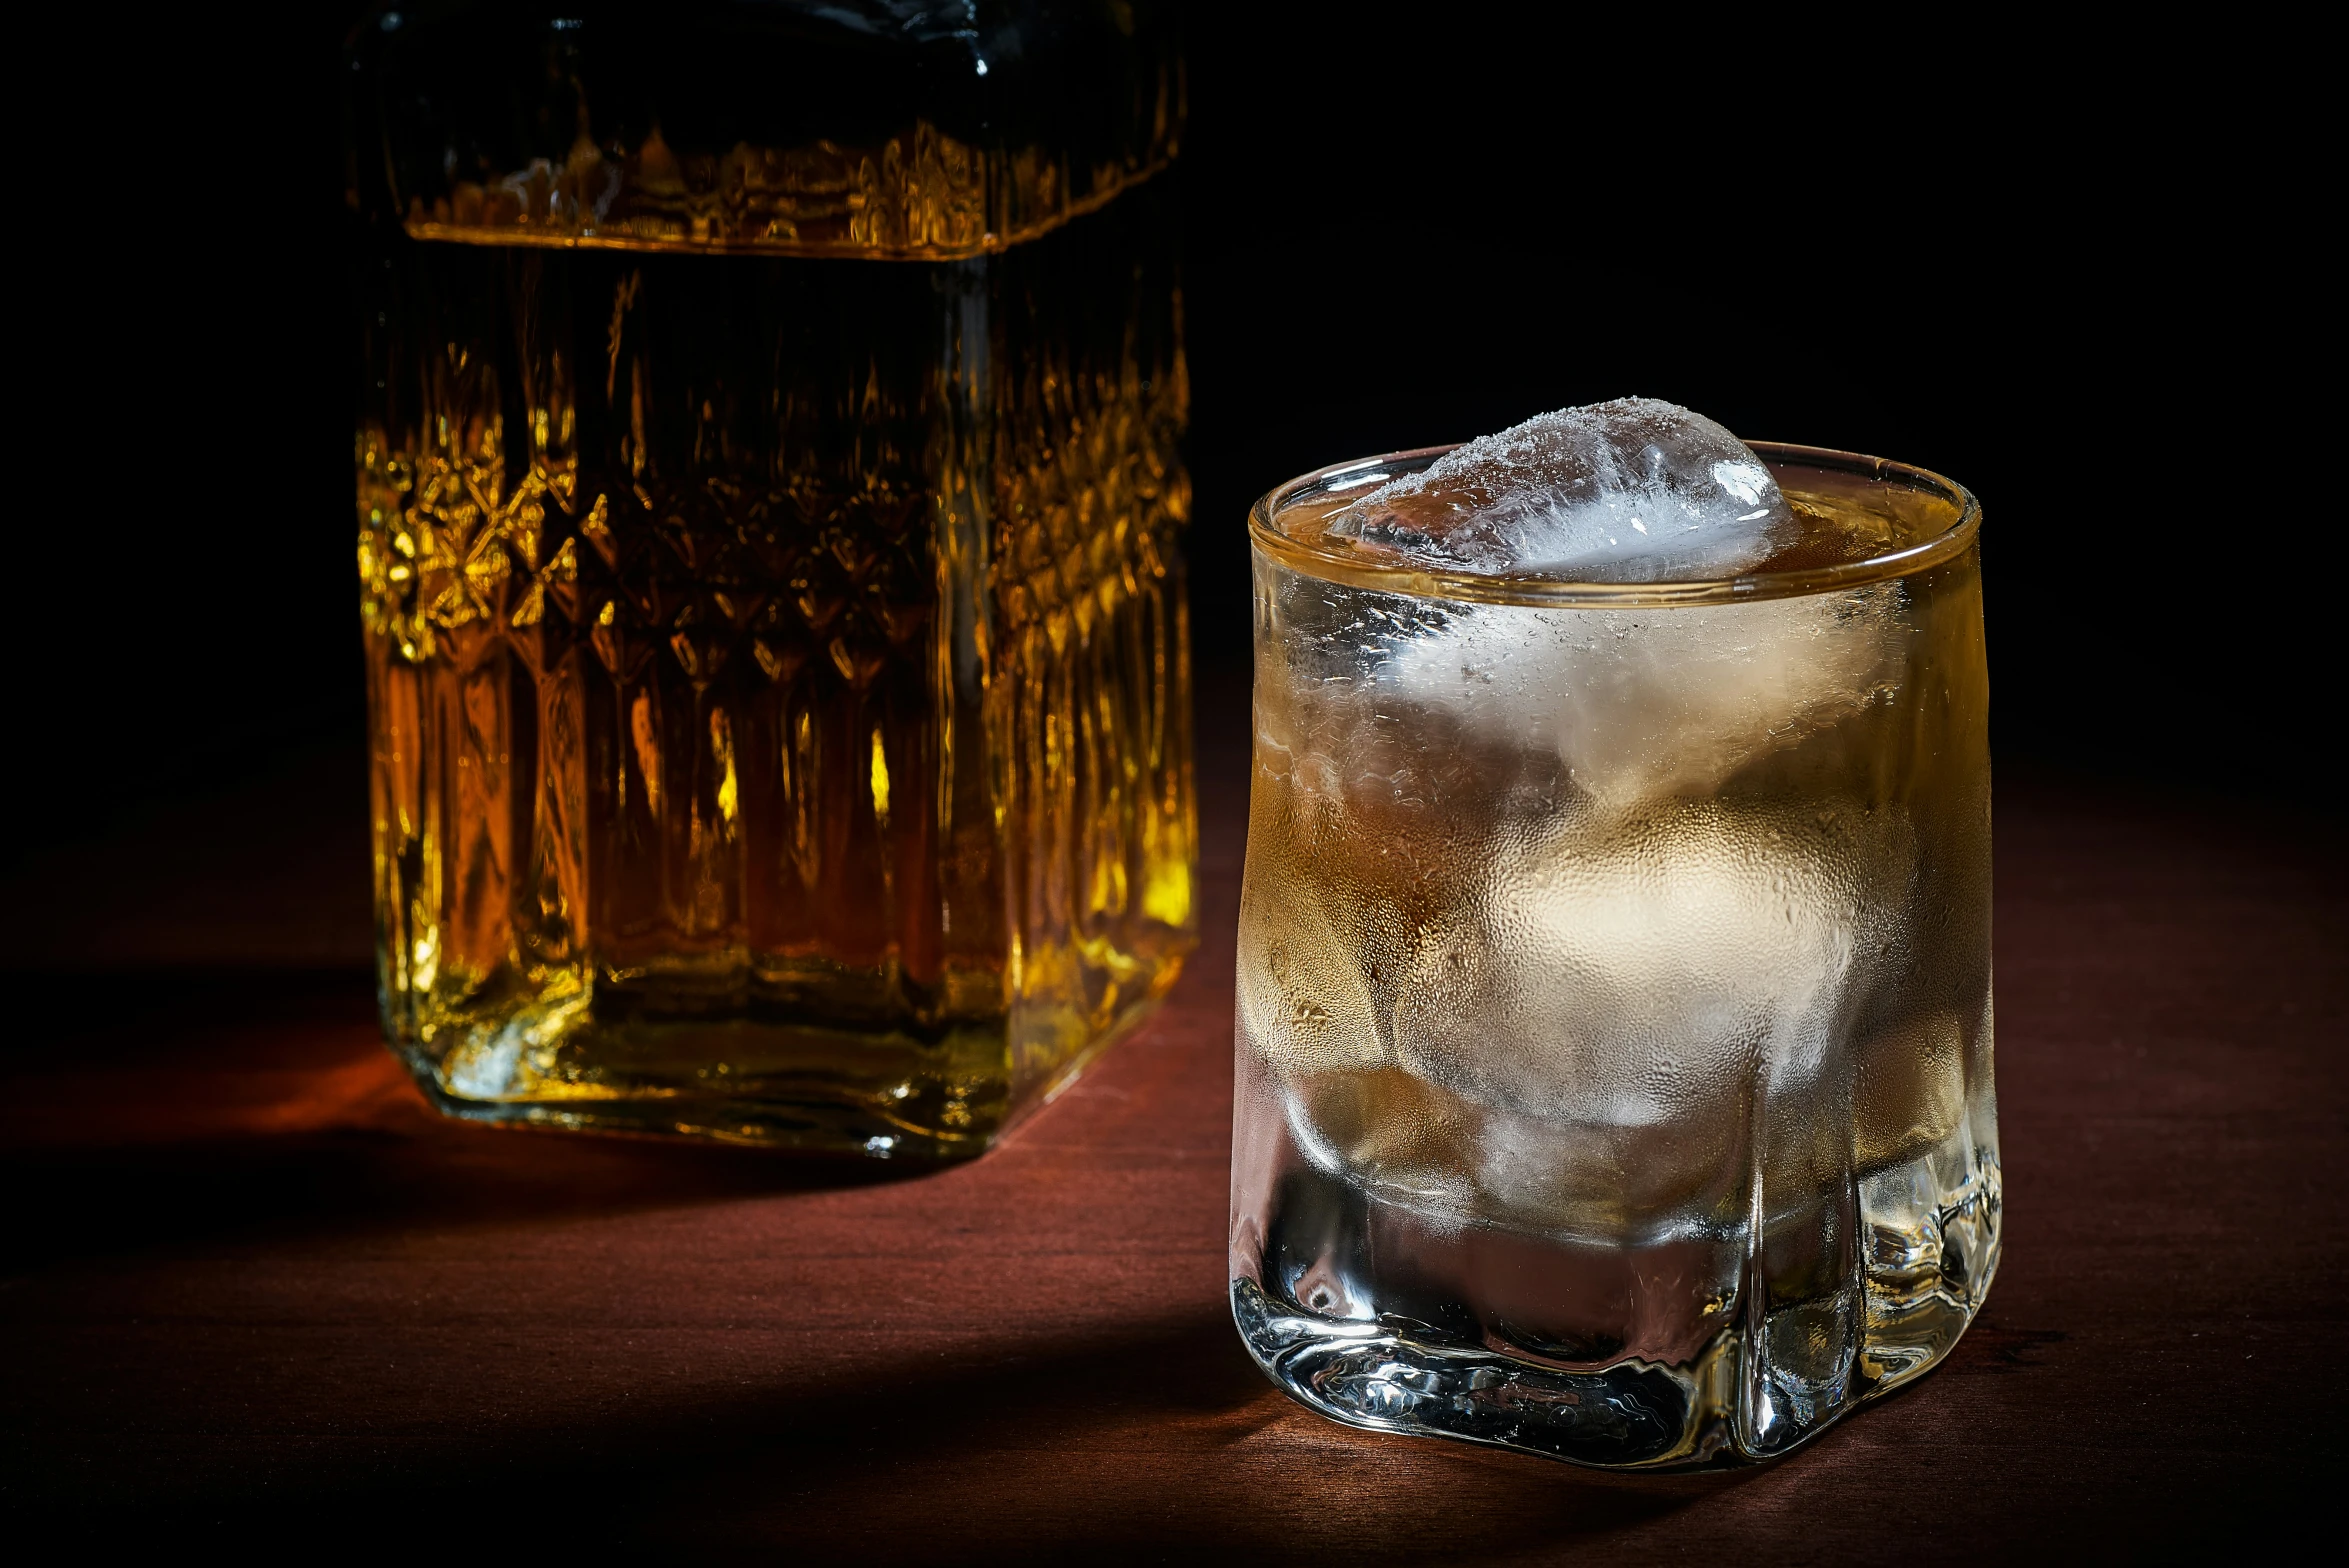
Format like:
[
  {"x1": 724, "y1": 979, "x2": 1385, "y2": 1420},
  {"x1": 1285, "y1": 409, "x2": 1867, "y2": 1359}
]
[{"x1": 1232, "y1": 1136, "x2": 2000, "y2": 1469}]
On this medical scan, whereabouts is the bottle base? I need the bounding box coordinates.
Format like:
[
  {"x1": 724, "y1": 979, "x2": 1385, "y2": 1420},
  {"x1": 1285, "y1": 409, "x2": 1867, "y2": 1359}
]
[
  {"x1": 386, "y1": 962, "x2": 1185, "y2": 1159},
  {"x1": 408, "y1": 1075, "x2": 986, "y2": 1159}
]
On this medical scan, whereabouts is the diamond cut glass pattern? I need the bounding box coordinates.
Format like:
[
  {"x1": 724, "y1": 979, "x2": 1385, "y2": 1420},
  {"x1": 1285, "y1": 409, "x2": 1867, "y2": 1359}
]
[{"x1": 356, "y1": 177, "x2": 1196, "y2": 1156}]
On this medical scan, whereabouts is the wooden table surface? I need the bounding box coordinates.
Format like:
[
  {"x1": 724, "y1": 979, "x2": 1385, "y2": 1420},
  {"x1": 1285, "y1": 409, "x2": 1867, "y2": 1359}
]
[{"x1": 5, "y1": 714, "x2": 2342, "y2": 1556}]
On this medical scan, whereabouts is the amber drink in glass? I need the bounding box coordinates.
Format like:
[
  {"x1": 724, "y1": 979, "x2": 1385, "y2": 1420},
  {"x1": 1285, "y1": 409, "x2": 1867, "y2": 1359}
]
[
  {"x1": 1231, "y1": 414, "x2": 1996, "y2": 1465},
  {"x1": 347, "y1": 4, "x2": 1195, "y2": 1156}
]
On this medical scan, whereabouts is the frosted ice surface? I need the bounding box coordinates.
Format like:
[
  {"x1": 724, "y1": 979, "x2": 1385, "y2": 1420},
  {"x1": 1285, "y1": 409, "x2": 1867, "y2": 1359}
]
[
  {"x1": 1375, "y1": 587, "x2": 1905, "y2": 808},
  {"x1": 1235, "y1": 865, "x2": 1390, "y2": 1079},
  {"x1": 1391, "y1": 801, "x2": 1913, "y2": 1130},
  {"x1": 1327, "y1": 396, "x2": 1792, "y2": 582}
]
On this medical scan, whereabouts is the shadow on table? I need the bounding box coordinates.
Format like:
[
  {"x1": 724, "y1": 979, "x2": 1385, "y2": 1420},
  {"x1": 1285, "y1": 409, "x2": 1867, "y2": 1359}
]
[
  {"x1": 632, "y1": 1319, "x2": 1765, "y2": 1560},
  {"x1": 75, "y1": 1310, "x2": 1756, "y2": 1559},
  {"x1": 0, "y1": 969, "x2": 941, "y2": 1271}
]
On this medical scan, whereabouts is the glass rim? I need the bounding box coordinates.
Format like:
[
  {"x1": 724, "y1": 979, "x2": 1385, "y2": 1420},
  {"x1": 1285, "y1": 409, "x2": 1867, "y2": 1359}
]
[{"x1": 1247, "y1": 440, "x2": 1982, "y2": 608}]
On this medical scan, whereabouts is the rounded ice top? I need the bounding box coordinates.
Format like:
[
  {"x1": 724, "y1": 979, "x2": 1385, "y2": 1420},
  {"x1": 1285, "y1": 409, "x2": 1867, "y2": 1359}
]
[{"x1": 1324, "y1": 397, "x2": 1792, "y2": 583}]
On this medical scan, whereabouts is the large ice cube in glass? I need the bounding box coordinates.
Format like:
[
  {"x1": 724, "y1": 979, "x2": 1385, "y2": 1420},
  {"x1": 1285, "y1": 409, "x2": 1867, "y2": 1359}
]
[{"x1": 1327, "y1": 397, "x2": 1792, "y2": 581}]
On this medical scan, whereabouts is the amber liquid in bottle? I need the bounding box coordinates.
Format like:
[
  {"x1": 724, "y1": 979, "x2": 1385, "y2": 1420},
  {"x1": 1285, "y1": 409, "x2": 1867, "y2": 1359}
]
[{"x1": 355, "y1": 179, "x2": 1195, "y2": 1155}]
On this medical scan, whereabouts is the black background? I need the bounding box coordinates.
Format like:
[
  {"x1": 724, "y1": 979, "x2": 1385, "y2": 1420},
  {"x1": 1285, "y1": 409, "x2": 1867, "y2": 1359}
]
[{"x1": 1, "y1": 5, "x2": 2321, "y2": 965}]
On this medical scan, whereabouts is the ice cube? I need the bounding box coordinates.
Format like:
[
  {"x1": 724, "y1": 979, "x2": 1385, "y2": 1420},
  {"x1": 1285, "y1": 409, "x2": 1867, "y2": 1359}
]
[
  {"x1": 1248, "y1": 796, "x2": 1923, "y2": 1238},
  {"x1": 1273, "y1": 1061, "x2": 1736, "y2": 1239},
  {"x1": 1852, "y1": 1009, "x2": 1968, "y2": 1171},
  {"x1": 1328, "y1": 397, "x2": 1791, "y2": 582},
  {"x1": 1373, "y1": 586, "x2": 1906, "y2": 810},
  {"x1": 1235, "y1": 844, "x2": 1393, "y2": 1079},
  {"x1": 1279, "y1": 1065, "x2": 1483, "y2": 1209},
  {"x1": 1392, "y1": 798, "x2": 1916, "y2": 1136}
]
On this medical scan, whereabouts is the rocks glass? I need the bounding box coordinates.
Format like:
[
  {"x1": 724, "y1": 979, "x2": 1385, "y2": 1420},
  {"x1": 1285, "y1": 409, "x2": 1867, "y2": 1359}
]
[{"x1": 1230, "y1": 441, "x2": 1997, "y2": 1466}]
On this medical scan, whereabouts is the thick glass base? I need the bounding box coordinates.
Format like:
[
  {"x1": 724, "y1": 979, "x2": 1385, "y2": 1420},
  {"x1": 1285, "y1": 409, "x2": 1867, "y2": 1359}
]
[{"x1": 1232, "y1": 1137, "x2": 2001, "y2": 1469}]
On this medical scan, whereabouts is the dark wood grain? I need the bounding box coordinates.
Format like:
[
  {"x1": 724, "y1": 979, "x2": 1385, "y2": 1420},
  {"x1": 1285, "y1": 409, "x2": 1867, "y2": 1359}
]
[{"x1": 4, "y1": 718, "x2": 2342, "y2": 1556}]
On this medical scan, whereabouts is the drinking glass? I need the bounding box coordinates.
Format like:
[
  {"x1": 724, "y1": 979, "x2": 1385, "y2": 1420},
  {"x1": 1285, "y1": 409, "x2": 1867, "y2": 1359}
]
[{"x1": 1230, "y1": 442, "x2": 1996, "y2": 1466}]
